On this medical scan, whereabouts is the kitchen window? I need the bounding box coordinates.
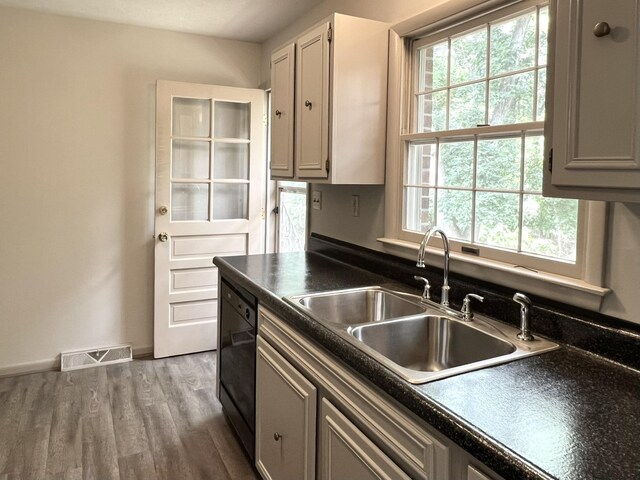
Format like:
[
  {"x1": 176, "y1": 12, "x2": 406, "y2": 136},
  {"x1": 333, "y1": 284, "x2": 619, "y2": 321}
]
[{"x1": 381, "y1": 0, "x2": 608, "y2": 308}]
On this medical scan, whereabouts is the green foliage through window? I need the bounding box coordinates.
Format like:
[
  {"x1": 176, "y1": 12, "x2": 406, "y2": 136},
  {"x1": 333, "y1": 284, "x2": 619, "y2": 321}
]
[{"x1": 404, "y1": 4, "x2": 579, "y2": 263}]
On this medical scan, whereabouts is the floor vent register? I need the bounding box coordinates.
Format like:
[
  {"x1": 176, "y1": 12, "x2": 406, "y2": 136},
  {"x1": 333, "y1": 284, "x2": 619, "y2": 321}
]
[{"x1": 61, "y1": 344, "x2": 133, "y2": 371}]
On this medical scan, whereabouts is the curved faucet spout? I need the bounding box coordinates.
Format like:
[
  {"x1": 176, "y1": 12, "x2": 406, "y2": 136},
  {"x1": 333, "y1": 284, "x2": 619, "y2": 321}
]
[{"x1": 416, "y1": 226, "x2": 450, "y2": 306}]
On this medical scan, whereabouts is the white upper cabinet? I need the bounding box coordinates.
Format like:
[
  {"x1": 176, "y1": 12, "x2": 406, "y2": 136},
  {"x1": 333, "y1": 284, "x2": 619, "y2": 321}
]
[
  {"x1": 270, "y1": 44, "x2": 295, "y2": 178},
  {"x1": 545, "y1": 0, "x2": 640, "y2": 202},
  {"x1": 270, "y1": 14, "x2": 389, "y2": 184}
]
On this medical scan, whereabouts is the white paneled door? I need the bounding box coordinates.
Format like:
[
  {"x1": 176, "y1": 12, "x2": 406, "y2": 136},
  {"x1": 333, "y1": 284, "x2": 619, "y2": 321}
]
[{"x1": 154, "y1": 80, "x2": 266, "y2": 358}]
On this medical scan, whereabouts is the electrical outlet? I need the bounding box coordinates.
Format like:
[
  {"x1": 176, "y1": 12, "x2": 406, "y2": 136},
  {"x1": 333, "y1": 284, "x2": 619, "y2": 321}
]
[
  {"x1": 351, "y1": 195, "x2": 360, "y2": 217},
  {"x1": 312, "y1": 190, "x2": 322, "y2": 210}
]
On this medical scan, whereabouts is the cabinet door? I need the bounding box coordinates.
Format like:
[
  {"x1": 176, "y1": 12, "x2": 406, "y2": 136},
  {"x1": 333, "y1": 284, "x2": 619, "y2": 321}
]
[
  {"x1": 467, "y1": 465, "x2": 498, "y2": 480},
  {"x1": 271, "y1": 44, "x2": 295, "y2": 178},
  {"x1": 549, "y1": 0, "x2": 640, "y2": 191},
  {"x1": 319, "y1": 398, "x2": 411, "y2": 480},
  {"x1": 256, "y1": 336, "x2": 317, "y2": 480},
  {"x1": 295, "y1": 22, "x2": 330, "y2": 180}
]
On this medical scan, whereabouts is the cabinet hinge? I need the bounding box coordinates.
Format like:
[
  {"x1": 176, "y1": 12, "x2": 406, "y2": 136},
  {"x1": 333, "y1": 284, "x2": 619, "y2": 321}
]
[
  {"x1": 325, "y1": 159, "x2": 330, "y2": 174},
  {"x1": 328, "y1": 25, "x2": 332, "y2": 43},
  {"x1": 548, "y1": 148, "x2": 553, "y2": 173}
]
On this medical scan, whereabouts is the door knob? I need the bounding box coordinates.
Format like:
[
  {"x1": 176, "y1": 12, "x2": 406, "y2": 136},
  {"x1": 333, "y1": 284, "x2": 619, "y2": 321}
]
[
  {"x1": 304, "y1": 100, "x2": 312, "y2": 110},
  {"x1": 158, "y1": 205, "x2": 168, "y2": 215},
  {"x1": 158, "y1": 232, "x2": 168, "y2": 242},
  {"x1": 275, "y1": 110, "x2": 282, "y2": 118},
  {"x1": 273, "y1": 432, "x2": 281, "y2": 441}
]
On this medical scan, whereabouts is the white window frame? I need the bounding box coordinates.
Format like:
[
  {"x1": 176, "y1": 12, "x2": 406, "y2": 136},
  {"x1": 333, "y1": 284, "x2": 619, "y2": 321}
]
[{"x1": 380, "y1": 0, "x2": 610, "y2": 310}]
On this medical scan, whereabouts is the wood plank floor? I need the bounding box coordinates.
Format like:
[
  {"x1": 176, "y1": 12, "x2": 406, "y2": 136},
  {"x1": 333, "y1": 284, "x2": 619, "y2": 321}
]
[{"x1": 0, "y1": 352, "x2": 259, "y2": 480}]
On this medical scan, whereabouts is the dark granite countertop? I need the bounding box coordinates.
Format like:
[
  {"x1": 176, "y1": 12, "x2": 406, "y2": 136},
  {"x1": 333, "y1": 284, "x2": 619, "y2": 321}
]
[{"x1": 215, "y1": 251, "x2": 640, "y2": 480}]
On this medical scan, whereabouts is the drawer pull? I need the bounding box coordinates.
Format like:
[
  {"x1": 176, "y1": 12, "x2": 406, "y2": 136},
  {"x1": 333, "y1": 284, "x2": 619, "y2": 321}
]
[{"x1": 593, "y1": 22, "x2": 611, "y2": 37}]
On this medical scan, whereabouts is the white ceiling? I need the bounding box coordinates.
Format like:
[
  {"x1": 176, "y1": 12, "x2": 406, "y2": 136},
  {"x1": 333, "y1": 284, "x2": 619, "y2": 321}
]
[{"x1": 0, "y1": 0, "x2": 325, "y2": 42}]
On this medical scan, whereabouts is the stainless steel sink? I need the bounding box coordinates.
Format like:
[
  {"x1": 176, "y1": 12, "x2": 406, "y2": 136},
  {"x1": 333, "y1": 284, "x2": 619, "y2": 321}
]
[
  {"x1": 350, "y1": 314, "x2": 516, "y2": 369},
  {"x1": 293, "y1": 287, "x2": 425, "y2": 326},
  {"x1": 286, "y1": 286, "x2": 559, "y2": 384}
]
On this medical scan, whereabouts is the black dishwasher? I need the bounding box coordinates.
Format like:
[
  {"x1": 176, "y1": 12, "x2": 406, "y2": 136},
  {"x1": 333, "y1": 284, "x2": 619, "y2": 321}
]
[{"x1": 218, "y1": 277, "x2": 256, "y2": 460}]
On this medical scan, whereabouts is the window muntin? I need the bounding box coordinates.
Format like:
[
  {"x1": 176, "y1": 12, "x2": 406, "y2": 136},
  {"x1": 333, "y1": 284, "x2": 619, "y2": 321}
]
[{"x1": 402, "y1": 4, "x2": 580, "y2": 269}]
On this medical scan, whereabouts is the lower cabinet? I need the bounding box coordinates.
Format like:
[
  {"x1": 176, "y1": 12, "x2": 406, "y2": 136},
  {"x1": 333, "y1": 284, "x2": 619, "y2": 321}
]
[
  {"x1": 255, "y1": 336, "x2": 317, "y2": 480},
  {"x1": 255, "y1": 306, "x2": 503, "y2": 480},
  {"x1": 319, "y1": 398, "x2": 411, "y2": 480}
]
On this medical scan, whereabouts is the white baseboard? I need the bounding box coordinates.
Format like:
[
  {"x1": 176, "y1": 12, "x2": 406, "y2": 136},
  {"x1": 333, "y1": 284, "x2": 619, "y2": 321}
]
[{"x1": 0, "y1": 344, "x2": 154, "y2": 378}]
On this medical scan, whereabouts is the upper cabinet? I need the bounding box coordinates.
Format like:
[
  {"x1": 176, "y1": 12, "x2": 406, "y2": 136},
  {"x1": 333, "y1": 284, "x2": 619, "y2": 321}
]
[
  {"x1": 544, "y1": 0, "x2": 640, "y2": 202},
  {"x1": 270, "y1": 14, "x2": 389, "y2": 184},
  {"x1": 270, "y1": 44, "x2": 295, "y2": 179}
]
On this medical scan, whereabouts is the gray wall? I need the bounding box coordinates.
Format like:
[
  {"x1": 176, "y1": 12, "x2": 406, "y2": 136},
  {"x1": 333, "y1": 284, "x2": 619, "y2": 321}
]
[{"x1": 0, "y1": 7, "x2": 262, "y2": 372}]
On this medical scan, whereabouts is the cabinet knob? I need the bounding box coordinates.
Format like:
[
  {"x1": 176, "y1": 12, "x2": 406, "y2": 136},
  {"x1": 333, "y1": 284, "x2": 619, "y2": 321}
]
[
  {"x1": 593, "y1": 22, "x2": 611, "y2": 37},
  {"x1": 275, "y1": 110, "x2": 282, "y2": 118},
  {"x1": 304, "y1": 100, "x2": 313, "y2": 110},
  {"x1": 273, "y1": 432, "x2": 281, "y2": 441}
]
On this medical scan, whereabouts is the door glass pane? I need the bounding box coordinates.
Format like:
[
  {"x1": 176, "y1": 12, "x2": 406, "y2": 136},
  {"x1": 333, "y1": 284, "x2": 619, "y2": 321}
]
[
  {"x1": 213, "y1": 143, "x2": 249, "y2": 180},
  {"x1": 172, "y1": 140, "x2": 210, "y2": 179},
  {"x1": 171, "y1": 183, "x2": 210, "y2": 221},
  {"x1": 172, "y1": 98, "x2": 211, "y2": 137},
  {"x1": 214, "y1": 101, "x2": 250, "y2": 139},
  {"x1": 212, "y1": 183, "x2": 248, "y2": 219}
]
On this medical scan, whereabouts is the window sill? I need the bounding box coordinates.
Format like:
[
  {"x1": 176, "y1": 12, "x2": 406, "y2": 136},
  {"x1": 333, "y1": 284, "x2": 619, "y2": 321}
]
[{"x1": 377, "y1": 237, "x2": 610, "y2": 311}]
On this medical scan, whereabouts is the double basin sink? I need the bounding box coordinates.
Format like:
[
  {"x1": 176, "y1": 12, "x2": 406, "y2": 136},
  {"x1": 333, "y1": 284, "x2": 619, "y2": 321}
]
[{"x1": 287, "y1": 286, "x2": 559, "y2": 384}]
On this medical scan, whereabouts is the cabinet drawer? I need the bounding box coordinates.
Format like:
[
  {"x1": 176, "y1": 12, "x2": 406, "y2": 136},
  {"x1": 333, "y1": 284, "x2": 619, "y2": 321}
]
[{"x1": 259, "y1": 306, "x2": 450, "y2": 480}]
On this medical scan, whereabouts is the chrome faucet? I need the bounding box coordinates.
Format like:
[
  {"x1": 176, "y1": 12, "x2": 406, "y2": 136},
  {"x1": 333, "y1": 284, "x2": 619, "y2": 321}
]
[
  {"x1": 513, "y1": 292, "x2": 534, "y2": 341},
  {"x1": 416, "y1": 226, "x2": 450, "y2": 307}
]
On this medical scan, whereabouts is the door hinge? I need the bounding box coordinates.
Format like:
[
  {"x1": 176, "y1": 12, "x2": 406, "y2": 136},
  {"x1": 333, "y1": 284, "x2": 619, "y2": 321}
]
[
  {"x1": 263, "y1": 113, "x2": 268, "y2": 127},
  {"x1": 325, "y1": 159, "x2": 330, "y2": 174},
  {"x1": 328, "y1": 25, "x2": 332, "y2": 42},
  {"x1": 548, "y1": 148, "x2": 553, "y2": 173}
]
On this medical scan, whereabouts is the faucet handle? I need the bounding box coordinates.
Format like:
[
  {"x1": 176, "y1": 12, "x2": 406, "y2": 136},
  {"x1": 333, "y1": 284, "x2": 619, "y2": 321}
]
[
  {"x1": 413, "y1": 276, "x2": 431, "y2": 300},
  {"x1": 461, "y1": 293, "x2": 484, "y2": 321}
]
